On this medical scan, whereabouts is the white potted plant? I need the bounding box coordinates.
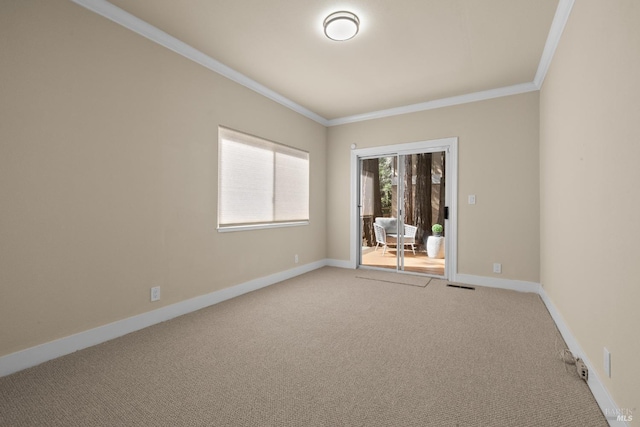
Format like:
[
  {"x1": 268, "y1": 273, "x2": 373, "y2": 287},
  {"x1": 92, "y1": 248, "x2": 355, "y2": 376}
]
[{"x1": 426, "y1": 224, "x2": 445, "y2": 258}]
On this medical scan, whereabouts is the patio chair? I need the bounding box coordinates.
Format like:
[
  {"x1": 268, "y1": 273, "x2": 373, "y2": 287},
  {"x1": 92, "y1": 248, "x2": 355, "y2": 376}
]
[
  {"x1": 373, "y1": 222, "x2": 418, "y2": 255},
  {"x1": 373, "y1": 223, "x2": 390, "y2": 255},
  {"x1": 402, "y1": 224, "x2": 418, "y2": 255}
]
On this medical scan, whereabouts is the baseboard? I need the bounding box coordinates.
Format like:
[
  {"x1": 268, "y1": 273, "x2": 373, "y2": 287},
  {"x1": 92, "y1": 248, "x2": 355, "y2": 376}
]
[
  {"x1": 0, "y1": 260, "x2": 327, "y2": 377},
  {"x1": 1, "y1": 261, "x2": 627, "y2": 427},
  {"x1": 325, "y1": 258, "x2": 354, "y2": 269},
  {"x1": 457, "y1": 275, "x2": 626, "y2": 425},
  {"x1": 539, "y1": 288, "x2": 628, "y2": 427},
  {"x1": 454, "y1": 273, "x2": 541, "y2": 293}
]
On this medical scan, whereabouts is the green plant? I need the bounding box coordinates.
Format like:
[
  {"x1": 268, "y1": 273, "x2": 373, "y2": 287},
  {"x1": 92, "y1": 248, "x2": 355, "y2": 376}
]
[
  {"x1": 432, "y1": 224, "x2": 443, "y2": 234},
  {"x1": 379, "y1": 157, "x2": 393, "y2": 211}
]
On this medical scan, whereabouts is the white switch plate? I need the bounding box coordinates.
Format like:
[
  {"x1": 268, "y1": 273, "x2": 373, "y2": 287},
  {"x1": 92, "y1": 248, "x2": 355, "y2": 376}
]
[
  {"x1": 493, "y1": 263, "x2": 502, "y2": 274},
  {"x1": 150, "y1": 286, "x2": 161, "y2": 302},
  {"x1": 604, "y1": 347, "x2": 611, "y2": 377},
  {"x1": 468, "y1": 195, "x2": 476, "y2": 205},
  {"x1": 294, "y1": 254, "x2": 299, "y2": 264}
]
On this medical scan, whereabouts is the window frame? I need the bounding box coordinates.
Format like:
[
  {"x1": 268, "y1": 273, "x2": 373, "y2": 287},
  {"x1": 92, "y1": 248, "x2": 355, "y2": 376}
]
[{"x1": 217, "y1": 126, "x2": 310, "y2": 233}]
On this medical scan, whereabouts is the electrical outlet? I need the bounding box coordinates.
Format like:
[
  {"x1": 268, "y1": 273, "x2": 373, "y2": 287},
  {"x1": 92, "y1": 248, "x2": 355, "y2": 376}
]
[
  {"x1": 576, "y1": 358, "x2": 588, "y2": 381},
  {"x1": 493, "y1": 263, "x2": 502, "y2": 274},
  {"x1": 150, "y1": 286, "x2": 160, "y2": 302},
  {"x1": 294, "y1": 254, "x2": 299, "y2": 264},
  {"x1": 604, "y1": 348, "x2": 611, "y2": 378}
]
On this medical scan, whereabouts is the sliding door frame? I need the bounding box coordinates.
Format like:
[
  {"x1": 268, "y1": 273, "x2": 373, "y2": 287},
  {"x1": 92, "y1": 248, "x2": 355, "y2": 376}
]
[{"x1": 350, "y1": 137, "x2": 458, "y2": 281}]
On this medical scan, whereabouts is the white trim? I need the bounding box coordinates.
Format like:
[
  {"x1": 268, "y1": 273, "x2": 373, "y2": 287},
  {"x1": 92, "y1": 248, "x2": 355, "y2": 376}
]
[
  {"x1": 0, "y1": 259, "x2": 626, "y2": 426},
  {"x1": 533, "y1": 0, "x2": 576, "y2": 88},
  {"x1": 325, "y1": 259, "x2": 354, "y2": 269},
  {"x1": 350, "y1": 138, "x2": 458, "y2": 158},
  {"x1": 349, "y1": 151, "x2": 360, "y2": 270},
  {"x1": 70, "y1": 0, "x2": 329, "y2": 126},
  {"x1": 539, "y1": 287, "x2": 628, "y2": 427},
  {"x1": 454, "y1": 274, "x2": 541, "y2": 293},
  {"x1": 444, "y1": 140, "x2": 458, "y2": 281},
  {"x1": 350, "y1": 137, "x2": 458, "y2": 281},
  {"x1": 217, "y1": 221, "x2": 309, "y2": 233},
  {"x1": 70, "y1": 0, "x2": 574, "y2": 128},
  {"x1": 0, "y1": 260, "x2": 327, "y2": 377},
  {"x1": 328, "y1": 82, "x2": 539, "y2": 127},
  {"x1": 327, "y1": 0, "x2": 577, "y2": 129}
]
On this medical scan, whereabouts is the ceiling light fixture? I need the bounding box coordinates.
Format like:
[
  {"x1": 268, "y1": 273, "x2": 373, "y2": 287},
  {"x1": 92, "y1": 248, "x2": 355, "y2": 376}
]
[{"x1": 323, "y1": 11, "x2": 360, "y2": 41}]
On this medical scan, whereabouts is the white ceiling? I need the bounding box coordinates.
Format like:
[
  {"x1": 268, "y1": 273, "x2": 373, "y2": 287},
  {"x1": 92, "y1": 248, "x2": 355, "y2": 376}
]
[{"x1": 79, "y1": 0, "x2": 564, "y2": 125}]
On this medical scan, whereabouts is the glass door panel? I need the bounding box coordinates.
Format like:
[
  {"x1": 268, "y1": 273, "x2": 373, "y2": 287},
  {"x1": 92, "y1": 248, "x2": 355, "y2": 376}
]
[
  {"x1": 359, "y1": 151, "x2": 446, "y2": 277},
  {"x1": 398, "y1": 153, "x2": 446, "y2": 276},
  {"x1": 360, "y1": 156, "x2": 396, "y2": 270}
]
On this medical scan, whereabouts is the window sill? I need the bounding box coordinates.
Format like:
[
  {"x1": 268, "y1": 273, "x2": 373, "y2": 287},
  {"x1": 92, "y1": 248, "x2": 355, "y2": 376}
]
[{"x1": 217, "y1": 221, "x2": 309, "y2": 233}]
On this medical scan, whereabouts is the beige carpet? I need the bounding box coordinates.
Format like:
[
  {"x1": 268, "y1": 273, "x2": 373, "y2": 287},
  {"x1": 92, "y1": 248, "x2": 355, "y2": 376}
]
[
  {"x1": 0, "y1": 267, "x2": 607, "y2": 426},
  {"x1": 356, "y1": 269, "x2": 432, "y2": 287}
]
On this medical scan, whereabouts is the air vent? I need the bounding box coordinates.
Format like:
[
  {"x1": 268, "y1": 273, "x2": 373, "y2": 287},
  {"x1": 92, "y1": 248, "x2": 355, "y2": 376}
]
[{"x1": 446, "y1": 284, "x2": 475, "y2": 290}]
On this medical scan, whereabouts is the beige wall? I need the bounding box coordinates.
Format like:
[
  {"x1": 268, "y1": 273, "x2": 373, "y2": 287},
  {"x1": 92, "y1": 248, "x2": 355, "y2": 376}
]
[
  {"x1": 540, "y1": 0, "x2": 640, "y2": 413},
  {"x1": 327, "y1": 93, "x2": 540, "y2": 283},
  {"x1": 4, "y1": 2, "x2": 636, "y2": 416},
  {"x1": 0, "y1": 0, "x2": 326, "y2": 357}
]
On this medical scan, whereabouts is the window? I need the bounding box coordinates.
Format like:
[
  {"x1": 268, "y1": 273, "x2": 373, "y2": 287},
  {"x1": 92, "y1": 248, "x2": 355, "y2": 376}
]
[{"x1": 218, "y1": 126, "x2": 309, "y2": 231}]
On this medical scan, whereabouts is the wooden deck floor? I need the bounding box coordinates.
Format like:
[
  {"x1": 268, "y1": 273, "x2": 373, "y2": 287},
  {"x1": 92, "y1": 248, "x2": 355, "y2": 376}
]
[{"x1": 361, "y1": 247, "x2": 445, "y2": 276}]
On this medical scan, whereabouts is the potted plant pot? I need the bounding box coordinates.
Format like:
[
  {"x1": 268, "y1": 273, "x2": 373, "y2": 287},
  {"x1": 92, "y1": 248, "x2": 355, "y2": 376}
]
[{"x1": 426, "y1": 224, "x2": 445, "y2": 258}]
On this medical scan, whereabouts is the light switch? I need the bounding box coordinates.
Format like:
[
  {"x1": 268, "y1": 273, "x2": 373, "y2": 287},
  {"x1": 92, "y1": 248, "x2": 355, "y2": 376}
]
[{"x1": 468, "y1": 195, "x2": 476, "y2": 205}]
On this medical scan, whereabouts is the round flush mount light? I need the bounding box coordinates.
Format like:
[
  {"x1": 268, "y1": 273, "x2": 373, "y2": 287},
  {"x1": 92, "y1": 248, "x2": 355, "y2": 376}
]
[{"x1": 323, "y1": 11, "x2": 360, "y2": 41}]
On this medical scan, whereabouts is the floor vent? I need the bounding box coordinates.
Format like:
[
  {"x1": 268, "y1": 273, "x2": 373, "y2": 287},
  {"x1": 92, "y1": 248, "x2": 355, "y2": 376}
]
[{"x1": 446, "y1": 284, "x2": 475, "y2": 290}]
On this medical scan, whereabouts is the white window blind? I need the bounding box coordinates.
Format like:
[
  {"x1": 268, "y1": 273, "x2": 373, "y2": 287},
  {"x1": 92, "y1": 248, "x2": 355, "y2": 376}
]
[{"x1": 218, "y1": 127, "x2": 309, "y2": 230}]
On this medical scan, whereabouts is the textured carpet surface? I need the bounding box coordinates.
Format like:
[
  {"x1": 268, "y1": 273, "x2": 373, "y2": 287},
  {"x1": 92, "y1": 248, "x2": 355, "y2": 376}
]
[
  {"x1": 356, "y1": 269, "x2": 432, "y2": 287},
  {"x1": 0, "y1": 267, "x2": 607, "y2": 426}
]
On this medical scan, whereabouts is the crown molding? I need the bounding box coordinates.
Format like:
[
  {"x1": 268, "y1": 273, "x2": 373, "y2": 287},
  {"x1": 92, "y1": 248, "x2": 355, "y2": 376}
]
[
  {"x1": 70, "y1": 0, "x2": 329, "y2": 126},
  {"x1": 327, "y1": 82, "x2": 539, "y2": 127},
  {"x1": 329, "y1": 0, "x2": 575, "y2": 127},
  {"x1": 533, "y1": 0, "x2": 576, "y2": 88},
  {"x1": 71, "y1": 0, "x2": 574, "y2": 128}
]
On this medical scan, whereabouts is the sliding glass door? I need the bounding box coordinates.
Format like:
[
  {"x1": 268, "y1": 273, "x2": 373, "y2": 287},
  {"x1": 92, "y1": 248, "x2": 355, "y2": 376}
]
[{"x1": 359, "y1": 150, "x2": 447, "y2": 276}]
